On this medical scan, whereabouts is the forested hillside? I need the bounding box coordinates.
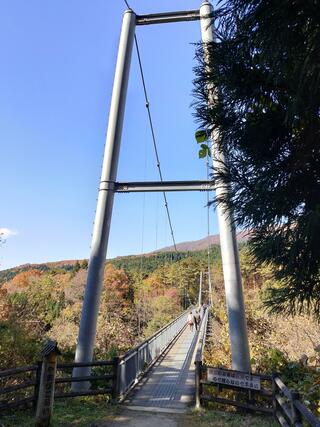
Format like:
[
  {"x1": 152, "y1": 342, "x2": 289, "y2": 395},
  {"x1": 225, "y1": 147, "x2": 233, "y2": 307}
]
[
  {"x1": 0, "y1": 248, "x2": 217, "y2": 369},
  {"x1": 0, "y1": 245, "x2": 319, "y2": 414}
]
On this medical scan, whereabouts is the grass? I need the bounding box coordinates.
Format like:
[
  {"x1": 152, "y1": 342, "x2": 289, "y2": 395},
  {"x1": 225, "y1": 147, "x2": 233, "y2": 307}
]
[
  {"x1": 0, "y1": 397, "x2": 119, "y2": 427},
  {"x1": 182, "y1": 409, "x2": 278, "y2": 427},
  {"x1": 1, "y1": 400, "x2": 279, "y2": 427}
]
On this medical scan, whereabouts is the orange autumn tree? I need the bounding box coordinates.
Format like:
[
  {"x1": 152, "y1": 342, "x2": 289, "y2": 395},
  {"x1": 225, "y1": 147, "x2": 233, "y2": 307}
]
[
  {"x1": 95, "y1": 264, "x2": 135, "y2": 356},
  {"x1": 132, "y1": 265, "x2": 182, "y2": 338},
  {"x1": 0, "y1": 288, "x2": 10, "y2": 321},
  {"x1": 3, "y1": 269, "x2": 42, "y2": 293}
]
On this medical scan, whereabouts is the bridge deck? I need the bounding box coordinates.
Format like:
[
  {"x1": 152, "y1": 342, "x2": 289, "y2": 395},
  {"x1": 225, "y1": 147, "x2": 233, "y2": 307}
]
[{"x1": 126, "y1": 326, "x2": 199, "y2": 411}]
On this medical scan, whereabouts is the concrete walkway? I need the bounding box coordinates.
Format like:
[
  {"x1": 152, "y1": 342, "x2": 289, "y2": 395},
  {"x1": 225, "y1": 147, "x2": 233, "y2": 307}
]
[
  {"x1": 98, "y1": 409, "x2": 184, "y2": 427},
  {"x1": 125, "y1": 326, "x2": 200, "y2": 412}
]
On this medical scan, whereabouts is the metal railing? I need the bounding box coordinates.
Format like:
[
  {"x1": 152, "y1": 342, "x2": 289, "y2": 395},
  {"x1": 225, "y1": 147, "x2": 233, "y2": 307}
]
[
  {"x1": 116, "y1": 308, "x2": 190, "y2": 398},
  {"x1": 195, "y1": 307, "x2": 210, "y2": 408},
  {"x1": 195, "y1": 307, "x2": 210, "y2": 363}
]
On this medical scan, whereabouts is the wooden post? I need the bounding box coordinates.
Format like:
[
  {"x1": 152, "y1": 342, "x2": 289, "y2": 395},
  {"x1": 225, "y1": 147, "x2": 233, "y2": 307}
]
[
  {"x1": 195, "y1": 360, "x2": 203, "y2": 409},
  {"x1": 35, "y1": 341, "x2": 60, "y2": 427},
  {"x1": 290, "y1": 391, "x2": 302, "y2": 426},
  {"x1": 272, "y1": 374, "x2": 277, "y2": 419},
  {"x1": 111, "y1": 357, "x2": 120, "y2": 403},
  {"x1": 33, "y1": 361, "x2": 42, "y2": 412}
]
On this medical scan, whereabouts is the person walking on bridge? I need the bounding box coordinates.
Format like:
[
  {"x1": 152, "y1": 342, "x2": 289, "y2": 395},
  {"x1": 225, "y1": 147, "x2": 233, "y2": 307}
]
[
  {"x1": 187, "y1": 312, "x2": 194, "y2": 332},
  {"x1": 195, "y1": 310, "x2": 201, "y2": 330},
  {"x1": 193, "y1": 310, "x2": 198, "y2": 331},
  {"x1": 200, "y1": 303, "x2": 205, "y2": 320}
]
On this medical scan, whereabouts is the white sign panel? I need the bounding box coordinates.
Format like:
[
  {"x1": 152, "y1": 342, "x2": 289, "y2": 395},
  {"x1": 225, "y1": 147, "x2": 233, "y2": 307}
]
[{"x1": 207, "y1": 368, "x2": 261, "y2": 391}]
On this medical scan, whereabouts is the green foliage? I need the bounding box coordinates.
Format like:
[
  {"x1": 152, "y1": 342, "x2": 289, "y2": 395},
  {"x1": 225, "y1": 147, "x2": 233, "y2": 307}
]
[
  {"x1": 80, "y1": 259, "x2": 88, "y2": 269},
  {"x1": 110, "y1": 251, "x2": 193, "y2": 275},
  {"x1": 110, "y1": 248, "x2": 221, "y2": 279},
  {"x1": 71, "y1": 261, "x2": 81, "y2": 276},
  {"x1": 0, "y1": 400, "x2": 277, "y2": 427},
  {"x1": 256, "y1": 348, "x2": 291, "y2": 374},
  {"x1": 254, "y1": 347, "x2": 320, "y2": 415},
  {"x1": 0, "y1": 397, "x2": 118, "y2": 427},
  {"x1": 8, "y1": 275, "x2": 65, "y2": 328},
  {"x1": 143, "y1": 293, "x2": 180, "y2": 337},
  {"x1": 193, "y1": 0, "x2": 320, "y2": 317},
  {"x1": 195, "y1": 129, "x2": 208, "y2": 143},
  {"x1": 0, "y1": 320, "x2": 42, "y2": 369},
  {"x1": 1, "y1": 245, "x2": 320, "y2": 416},
  {"x1": 198, "y1": 144, "x2": 211, "y2": 158},
  {"x1": 189, "y1": 410, "x2": 277, "y2": 427}
]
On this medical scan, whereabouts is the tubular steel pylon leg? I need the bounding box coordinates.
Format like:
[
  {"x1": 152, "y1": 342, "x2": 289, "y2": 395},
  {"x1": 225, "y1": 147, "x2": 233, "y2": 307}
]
[
  {"x1": 72, "y1": 9, "x2": 136, "y2": 389},
  {"x1": 200, "y1": 1, "x2": 250, "y2": 372}
]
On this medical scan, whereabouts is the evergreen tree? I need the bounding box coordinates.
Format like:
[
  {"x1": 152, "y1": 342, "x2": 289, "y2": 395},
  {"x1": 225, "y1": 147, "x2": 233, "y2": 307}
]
[{"x1": 193, "y1": 0, "x2": 320, "y2": 317}]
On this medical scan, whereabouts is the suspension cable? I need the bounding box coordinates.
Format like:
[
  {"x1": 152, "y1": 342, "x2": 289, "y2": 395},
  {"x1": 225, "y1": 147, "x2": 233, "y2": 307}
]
[
  {"x1": 121, "y1": 0, "x2": 177, "y2": 251},
  {"x1": 120, "y1": 1, "x2": 185, "y2": 311},
  {"x1": 123, "y1": 0, "x2": 132, "y2": 9},
  {"x1": 133, "y1": 35, "x2": 177, "y2": 251}
]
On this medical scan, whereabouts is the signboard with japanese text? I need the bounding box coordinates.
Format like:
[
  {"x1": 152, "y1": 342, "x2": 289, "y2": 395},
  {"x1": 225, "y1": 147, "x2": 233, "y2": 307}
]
[{"x1": 207, "y1": 367, "x2": 261, "y2": 391}]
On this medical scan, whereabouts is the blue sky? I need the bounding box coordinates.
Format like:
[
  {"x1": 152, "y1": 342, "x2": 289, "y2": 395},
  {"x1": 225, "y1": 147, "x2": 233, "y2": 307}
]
[{"x1": 0, "y1": 0, "x2": 219, "y2": 270}]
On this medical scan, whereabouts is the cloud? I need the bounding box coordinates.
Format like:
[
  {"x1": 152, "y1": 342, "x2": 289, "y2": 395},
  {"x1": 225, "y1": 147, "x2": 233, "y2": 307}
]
[{"x1": 0, "y1": 228, "x2": 19, "y2": 240}]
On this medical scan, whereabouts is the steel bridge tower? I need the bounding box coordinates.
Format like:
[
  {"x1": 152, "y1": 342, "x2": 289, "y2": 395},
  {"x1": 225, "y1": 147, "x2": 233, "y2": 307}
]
[{"x1": 72, "y1": 1, "x2": 250, "y2": 389}]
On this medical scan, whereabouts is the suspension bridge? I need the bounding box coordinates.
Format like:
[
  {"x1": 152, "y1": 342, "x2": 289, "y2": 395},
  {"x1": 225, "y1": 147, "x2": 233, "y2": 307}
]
[
  {"x1": 121, "y1": 295, "x2": 210, "y2": 413},
  {"x1": 72, "y1": 0, "x2": 250, "y2": 389},
  {"x1": 0, "y1": 0, "x2": 253, "y2": 422},
  {"x1": 1, "y1": 2, "x2": 320, "y2": 426},
  {"x1": 1, "y1": 0, "x2": 250, "y2": 420},
  {"x1": 69, "y1": 0, "x2": 250, "y2": 415}
]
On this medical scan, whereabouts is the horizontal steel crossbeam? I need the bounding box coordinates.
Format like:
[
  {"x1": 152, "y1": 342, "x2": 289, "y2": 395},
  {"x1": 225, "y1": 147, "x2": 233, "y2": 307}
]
[
  {"x1": 136, "y1": 10, "x2": 200, "y2": 26},
  {"x1": 115, "y1": 180, "x2": 213, "y2": 193}
]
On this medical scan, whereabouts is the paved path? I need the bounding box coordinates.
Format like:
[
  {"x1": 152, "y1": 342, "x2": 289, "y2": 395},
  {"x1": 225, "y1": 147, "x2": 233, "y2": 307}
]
[
  {"x1": 125, "y1": 326, "x2": 200, "y2": 412},
  {"x1": 99, "y1": 409, "x2": 182, "y2": 427}
]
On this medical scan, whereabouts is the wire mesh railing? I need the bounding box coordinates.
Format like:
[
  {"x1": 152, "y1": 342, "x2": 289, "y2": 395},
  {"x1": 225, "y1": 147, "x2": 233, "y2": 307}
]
[{"x1": 116, "y1": 308, "x2": 190, "y2": 398}]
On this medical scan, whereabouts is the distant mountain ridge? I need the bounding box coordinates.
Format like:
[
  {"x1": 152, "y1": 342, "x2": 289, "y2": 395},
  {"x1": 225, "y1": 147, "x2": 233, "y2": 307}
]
[
  {"x1": 0, "y1": 232, "x2": 250, "y2": 280},
  {"x1": 153, "y1": 230, "x2": 250, "y2": 253}
]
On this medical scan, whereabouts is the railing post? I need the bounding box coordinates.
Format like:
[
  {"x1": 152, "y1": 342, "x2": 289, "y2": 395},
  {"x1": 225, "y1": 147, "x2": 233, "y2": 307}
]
[
  {"x1": 291, "y1": 391, "x2": 302, "y2": 426},
  {"x1": 271, "y1": 374, "x2": 277, "y2": 420},
  {"x1": 135, "y1": 350, "x2": 138, "y2": 381},
  {"x1": 195, "y1": 360, "x2": 203, "y2": 409},
  {"x1": 118, "y1": 357, "x2": 125, "y2": 400},
  {"x1": 33, "y1": 360, "x2": 42, "y2": 412},
  {"x1": 111, "y1": 357, "x2": 120, "y2": 403},
  {"x1": 35, "y1": 341, "x2": 60, "y2": 427}
]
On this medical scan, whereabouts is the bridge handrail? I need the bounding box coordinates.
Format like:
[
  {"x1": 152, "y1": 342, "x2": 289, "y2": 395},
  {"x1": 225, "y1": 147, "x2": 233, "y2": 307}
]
[
  {"x1": 122, "y1": 307, "x2": 191, "y2": 359},
  {"x1": 195, "y1": 307, "x2": 210, "y2": 363},
  {"x1": 116, "y1": 307, "x2": 191, "y2": 399}
]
